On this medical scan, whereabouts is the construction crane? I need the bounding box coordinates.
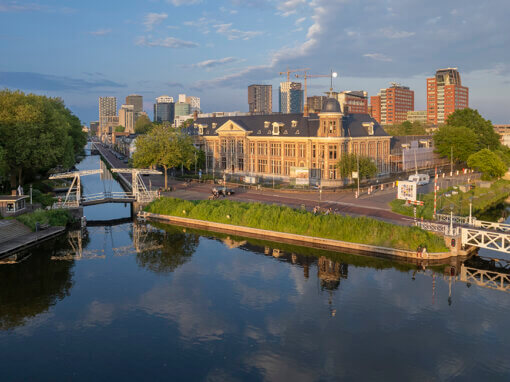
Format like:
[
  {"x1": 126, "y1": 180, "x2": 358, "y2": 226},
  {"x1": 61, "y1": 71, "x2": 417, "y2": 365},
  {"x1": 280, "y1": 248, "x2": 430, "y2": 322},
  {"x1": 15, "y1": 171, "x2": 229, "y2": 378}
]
[
  {"x1": 279, "y1": 67, "x2": 310, "y2": 82},
  {"x1": 295, "y1": 71, "x2": 336, "y2": 116}
]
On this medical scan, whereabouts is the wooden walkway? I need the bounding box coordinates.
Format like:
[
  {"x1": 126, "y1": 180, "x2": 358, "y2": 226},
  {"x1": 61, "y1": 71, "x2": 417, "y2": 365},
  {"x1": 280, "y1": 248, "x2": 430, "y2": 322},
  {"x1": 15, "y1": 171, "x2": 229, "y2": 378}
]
[{"x1": 0, "y1": 226, "x2": 66, "y2": 259}]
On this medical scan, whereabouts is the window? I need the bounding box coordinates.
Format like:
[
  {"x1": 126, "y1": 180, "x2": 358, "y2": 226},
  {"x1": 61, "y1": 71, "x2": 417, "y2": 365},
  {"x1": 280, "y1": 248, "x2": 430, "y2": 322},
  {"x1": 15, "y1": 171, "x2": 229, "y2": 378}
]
[
  {"x1": 221, "y1": 157, "x2": 227, "y2": 170},
  {"x1": 329, "y1": 164, "x2": 337, "y2": 180},
  {"x1": 271, "y1": 160, "x2": 281, "y2": 174},
  {"x1": 258, "y1": 159, "x2": 267, "y2": 173},
  {"x1": 319, "y1": 145, "x2": 325, "y2": 159},
  {"x1": 329, "y1": 145, "x2": 337, "y2": 160},
  {"x1": 238, "y1": 158, "x2": 244, "y2": 171},
  {"x1": 299, "y1": 143, "x2": 306, "y2": 158},
  {"x1": 284, "y1": 143, "x2": 296, "y2": 157},
  {"x1": 272, "y1": 123, "x2": 280, "y2": 135},
  {"x1": 221, "y1": 139, "x2": 227, "y2": 154},
  {"x1": 257, "y1": 142, "x2": 267, "y2": 156},
  {"x1": 238, "y1": 141, "x2": 244, "y2": 154},
  {"x1": 312, "y1": 144, "x2": 316, "y2": 158},
  {"x1": 270, "y1": 143, "x2": 281, "y2": 157},
  {"x1": 284, "y1": 161, "x2": 295, "y2": 175},
  {"x1": 250, "y1": 142, "x2": 255, "y2": 155}
]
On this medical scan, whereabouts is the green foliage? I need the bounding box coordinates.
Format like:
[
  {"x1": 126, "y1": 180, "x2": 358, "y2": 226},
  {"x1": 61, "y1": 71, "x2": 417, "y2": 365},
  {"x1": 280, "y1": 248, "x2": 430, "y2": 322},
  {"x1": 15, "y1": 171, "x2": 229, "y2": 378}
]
[
  {"x1": 134, "y1": 114, "x2": 152, "y2": 134},
  {"x1": 0, "y1": 89, "x2": 86, "y2": 188},
  {"x1": 31, "y1": 188, "x2": 56, "y2": 207},
  {"x1": 336, "y1": 153, "x2": 377, "y2": 179},
  {"x1": 467, "y1": 149, "x2": 507, "y2": 180},
  {"x1": 383, "y1": 121, "x2": 428, "y2": 136},
  {"x1": 179, "y1": 118, "x2": 194, "y2": 129},
  {"x1": 146, "y1": 198, "x2": 448, "y2": 252},
  {"x1": 16, "y1": 209, "x2": 74, "y2": 231},
  {"x1": 390, "y1": 179, "x2": 510, "y2": 220},
  {"x1": 446, "y1": 108, "x2": 501, "y2": 150},
  {"x1": 433, "y1": 125, "x2": 478, "y2": 162},
  {"x1": 132, "y1": 125, "x2": 198, "y2": 189},
  {"x1": 114, "y1": 125, "x2": 125, "y2": 133}
]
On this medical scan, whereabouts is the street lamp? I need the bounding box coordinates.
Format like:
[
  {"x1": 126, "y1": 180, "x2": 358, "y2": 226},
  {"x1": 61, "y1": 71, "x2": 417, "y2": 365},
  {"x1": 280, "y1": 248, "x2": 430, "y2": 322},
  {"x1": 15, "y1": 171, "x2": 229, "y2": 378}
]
[
  {"x1": 450, "y1": 203, "x2": 455, "y2": 236},
  {"x1": 469, "y1": 196, "x2": 474, "y2": 225}
]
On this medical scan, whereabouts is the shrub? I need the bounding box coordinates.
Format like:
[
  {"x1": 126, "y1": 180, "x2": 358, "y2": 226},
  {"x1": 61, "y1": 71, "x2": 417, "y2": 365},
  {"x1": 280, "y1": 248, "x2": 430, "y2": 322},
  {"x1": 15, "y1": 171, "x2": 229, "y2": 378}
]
[{"x1": 17, "y1": 209, "x2": 74, "y2": 231}]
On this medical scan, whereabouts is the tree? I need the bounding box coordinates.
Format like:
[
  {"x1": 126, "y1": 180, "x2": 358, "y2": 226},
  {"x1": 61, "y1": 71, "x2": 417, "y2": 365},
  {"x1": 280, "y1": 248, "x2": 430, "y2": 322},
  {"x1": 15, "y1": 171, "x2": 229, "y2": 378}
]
[
  {"x1": 336, "y1": 153, "x2": 378, "y2": 180},
  {"x1": 467, "y1": 149, "x2": 507, "y2": 180},
  {"x1": 114, "y1": 125, "x2": 125, "y2": 133},
  {"x1": 383, "y1": 121, "x2": 427, "y2": 136},
  {"x1": 446, "y1": 108, "x2": 501, "y2": 150},
  {"x1": 132, "y1": 125, "x2": 198, "y2": 189},
  {"x1": 433, "y1": 125, "x2": 478, "y2": 162},
  {"x1": 0, "y1": 89, "x2": 86, "y2": 189},
  {"x1": 178, "y1": 118, "x2": 194, "y2": 129},
  {"x1": 134, "y1": 114, "x2": 152, "y2": 134}
]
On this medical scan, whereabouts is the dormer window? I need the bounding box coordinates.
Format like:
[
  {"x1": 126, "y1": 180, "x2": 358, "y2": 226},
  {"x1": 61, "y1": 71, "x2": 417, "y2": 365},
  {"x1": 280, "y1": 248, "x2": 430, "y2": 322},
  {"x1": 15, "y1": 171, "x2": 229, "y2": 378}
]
[
  {"x1": 272, "y1": 122, "x2": 280, "y2": 135},
  {"x1": 264, "y1": 121, "x2": 270, "y2": 128},
  {"x1": 198, "y1": 126, "x2": 204, "y2": 135},
  {"x1": 363, "y1": 122, "x2": 374, "y2": 136},
  {"x1": 212, "y1": 123, "x2": 217, "y2": 129},
  {"x1": 291, "y1": 120, "x2": 298, "y2": 128}
]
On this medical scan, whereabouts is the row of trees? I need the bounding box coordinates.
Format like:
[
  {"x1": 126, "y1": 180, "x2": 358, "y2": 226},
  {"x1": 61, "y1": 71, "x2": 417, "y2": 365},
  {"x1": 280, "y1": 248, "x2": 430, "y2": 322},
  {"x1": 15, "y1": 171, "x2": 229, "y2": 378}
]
[
  {"x1": 383, "y1": 120, "x2": 428, "y2": 136},
  {"x1": 132, "y1": 124, "x2": 199, "y2": 189},
  {"x1": 433, "y1": 108, "x2": 508, "y2": 180},
  {"x1": 0, "y1": 89, "x2": 87, "y2": 189}
]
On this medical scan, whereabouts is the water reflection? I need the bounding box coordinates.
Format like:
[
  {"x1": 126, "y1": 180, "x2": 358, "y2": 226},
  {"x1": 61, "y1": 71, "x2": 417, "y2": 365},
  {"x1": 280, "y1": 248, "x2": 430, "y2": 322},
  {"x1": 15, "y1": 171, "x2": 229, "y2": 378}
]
[{"x1": 0, "y1": 236, "x2": 75, "y2": 330}]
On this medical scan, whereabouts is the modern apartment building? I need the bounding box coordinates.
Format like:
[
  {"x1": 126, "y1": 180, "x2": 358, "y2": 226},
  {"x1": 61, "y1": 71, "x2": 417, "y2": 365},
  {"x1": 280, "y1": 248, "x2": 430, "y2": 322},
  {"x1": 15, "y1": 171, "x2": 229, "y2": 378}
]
[
  {"x1": 407, "y1": 110, "x2": 427, "y2": 124},
  {"x1": 154, "y1": 96, "x2": 175, "y2": 123},
  {"x1": 119, "y1": 104, "x2": 135, "y2": 134},
  {"x1": 175, "y1": 102, "x2": 191, "y2": 117},
  {"x1": 125, "y1": 95, "x2": 143, "y2": 114},
  {"x1": 336, "y1": 91, "x2": 368, "y2": 114},
  {"x1": 370, "y1": 84, "x2": 414, "y2": 125},
  {"x1": 248, "y1": 84, "x2": 272, "y2": 114},
  {"x1": 279, "y1": 82, "x2": 303, "y2": 114},
  {"x1": 427, "y1": 68, "x2": 469, "y2": 125},
  {"x1": 186, "y1": 96, "x2": 201, "y2": 113},
  {"x1": 99, "y1": 96, "x2": 117, "y2": 134},
  {"x1": 307, "y1": 96, "x2": 327, "y2": 114}
]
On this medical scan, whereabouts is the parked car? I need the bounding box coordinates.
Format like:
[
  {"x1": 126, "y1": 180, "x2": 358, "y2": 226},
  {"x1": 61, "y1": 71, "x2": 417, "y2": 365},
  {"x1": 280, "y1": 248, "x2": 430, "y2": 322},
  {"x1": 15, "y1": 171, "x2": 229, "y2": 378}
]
[{"x1": 408, "y1": 173, "x2": 430, "y2": 185}]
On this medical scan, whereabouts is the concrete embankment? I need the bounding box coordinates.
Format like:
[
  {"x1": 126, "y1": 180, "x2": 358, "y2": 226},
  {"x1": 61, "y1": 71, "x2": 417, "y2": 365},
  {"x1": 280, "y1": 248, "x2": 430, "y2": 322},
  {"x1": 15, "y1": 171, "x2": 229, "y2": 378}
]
[{"x1": 141, "y1": 212, "x2": 456, "y2": 261}]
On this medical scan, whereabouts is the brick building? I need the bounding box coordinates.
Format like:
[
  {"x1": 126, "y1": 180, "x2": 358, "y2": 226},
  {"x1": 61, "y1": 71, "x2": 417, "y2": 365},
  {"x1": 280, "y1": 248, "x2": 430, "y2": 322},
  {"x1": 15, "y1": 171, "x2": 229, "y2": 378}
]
[
  {"x1": 427, "y1": 68, "x2": 469, "y2": 125},
  {"x1": 370, "y1": 84, "x2": 414, "y2": 125}
]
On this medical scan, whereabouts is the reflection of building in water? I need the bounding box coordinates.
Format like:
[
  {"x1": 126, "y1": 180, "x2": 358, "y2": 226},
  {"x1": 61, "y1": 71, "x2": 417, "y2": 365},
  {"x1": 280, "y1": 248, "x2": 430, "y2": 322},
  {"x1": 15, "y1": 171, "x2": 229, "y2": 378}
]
[
  {"x1": 221, "y1": 236, "x2": 247, "y2": 249},
  {"x1": 317, "y1": 256, "x2": 348, "y2": 291}
]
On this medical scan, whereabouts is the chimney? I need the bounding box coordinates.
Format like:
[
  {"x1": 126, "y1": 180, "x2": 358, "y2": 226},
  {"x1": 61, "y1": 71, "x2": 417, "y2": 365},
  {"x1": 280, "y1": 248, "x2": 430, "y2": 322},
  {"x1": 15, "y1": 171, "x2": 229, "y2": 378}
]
[
  {"x1": 303, "y1": 104, "x2": 309, "y2": 118},
  {"x1": 193, "y1": 110, "x2": 198, "y2": 121},
  {"x1": 11, "y1": 189, "x2": 17, "y2": 196}
]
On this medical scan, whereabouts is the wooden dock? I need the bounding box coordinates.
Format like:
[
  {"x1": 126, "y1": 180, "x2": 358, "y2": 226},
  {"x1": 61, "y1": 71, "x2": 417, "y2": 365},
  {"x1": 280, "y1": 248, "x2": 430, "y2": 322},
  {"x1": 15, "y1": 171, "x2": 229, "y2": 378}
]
[{"x1": 0, "y1": 226, "x2": 66, "y2": 260}]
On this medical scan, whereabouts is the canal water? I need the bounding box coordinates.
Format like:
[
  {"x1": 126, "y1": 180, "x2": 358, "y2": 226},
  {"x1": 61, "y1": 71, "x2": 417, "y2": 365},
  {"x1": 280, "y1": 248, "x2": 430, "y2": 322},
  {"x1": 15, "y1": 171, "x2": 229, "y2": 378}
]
[{"x1": 1, "y1": 152, "x2": 510, "y2": 381}]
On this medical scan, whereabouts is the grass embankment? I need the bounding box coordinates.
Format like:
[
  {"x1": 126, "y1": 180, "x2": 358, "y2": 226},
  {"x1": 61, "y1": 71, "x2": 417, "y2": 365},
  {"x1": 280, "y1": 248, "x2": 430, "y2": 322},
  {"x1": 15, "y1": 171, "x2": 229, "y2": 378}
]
[
  {"x1": 146, "y1": 198, "x2": 448, "y2": 252},
  {"x1": 390, "y1": 179, "x2": 510, "y2": 220},
  {"x1": 17, "y1": 209, "x2": 74, "y2": 231}
]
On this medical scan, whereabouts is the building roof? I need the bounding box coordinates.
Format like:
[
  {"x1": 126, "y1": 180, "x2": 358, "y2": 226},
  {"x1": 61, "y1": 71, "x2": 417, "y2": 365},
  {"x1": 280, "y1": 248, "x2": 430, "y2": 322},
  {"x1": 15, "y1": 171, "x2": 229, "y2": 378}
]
[
  {"x1": 0, "y1": 195, "x2": 29, "y2": 201},
  {"x1": 322, "y1": 97, "x2": 342, "y2": 113},
  {"x1": 189, "y1": 112, "x2": 389, "y2": 139}
]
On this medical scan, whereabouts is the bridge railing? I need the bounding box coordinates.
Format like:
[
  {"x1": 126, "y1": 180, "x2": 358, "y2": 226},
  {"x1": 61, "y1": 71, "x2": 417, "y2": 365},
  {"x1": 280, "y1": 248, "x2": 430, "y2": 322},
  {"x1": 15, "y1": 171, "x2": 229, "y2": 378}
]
[
  {"x1": 461, "y1": 227, "x2": 510, "y2": 253},
  {"x1": 415, "y1": 221, "x2": 460, "y2": 236},
  {"x1": 472, "y1": 220, "x2": 510, "y2": 233},
  {"x1": 81, "y1": 192, "x2": 134, "y2": 202},
  {"x1": 435, "y1": 213, "x2": 472, "y2": 225}
]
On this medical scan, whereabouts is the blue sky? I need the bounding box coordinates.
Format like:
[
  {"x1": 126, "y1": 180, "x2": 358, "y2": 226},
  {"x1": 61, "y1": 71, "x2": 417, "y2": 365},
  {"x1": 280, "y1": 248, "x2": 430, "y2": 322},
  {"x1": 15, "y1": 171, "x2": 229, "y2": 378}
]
[{"x1": 1, "y1": 0, "x2": 509, "y2": 124}]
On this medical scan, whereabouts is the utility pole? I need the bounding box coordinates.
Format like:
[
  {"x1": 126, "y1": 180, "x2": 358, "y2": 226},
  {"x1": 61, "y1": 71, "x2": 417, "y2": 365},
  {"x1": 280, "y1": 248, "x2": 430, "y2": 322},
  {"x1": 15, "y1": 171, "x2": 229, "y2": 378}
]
[
  {"x1": 450, "y1": 146, "x2": 453, "y2": 176},
  {"x1": 357, "y1": 154, "x2": 360, "y2": 197}
]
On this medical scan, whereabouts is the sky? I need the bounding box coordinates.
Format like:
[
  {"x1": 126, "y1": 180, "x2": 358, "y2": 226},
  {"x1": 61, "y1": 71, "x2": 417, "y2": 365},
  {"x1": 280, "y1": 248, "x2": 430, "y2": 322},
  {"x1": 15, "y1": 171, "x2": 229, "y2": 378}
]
[{"x1": 1, "y1": 0, "x2": 509, "y2": 125}]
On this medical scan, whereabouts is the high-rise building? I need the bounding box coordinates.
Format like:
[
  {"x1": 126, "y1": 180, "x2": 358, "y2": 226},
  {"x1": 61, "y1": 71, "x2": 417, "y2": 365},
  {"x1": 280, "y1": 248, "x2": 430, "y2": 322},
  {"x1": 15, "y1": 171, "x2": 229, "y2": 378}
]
[
  {"x1": 175, "y1": 102, "x2": 191, "y2": 117},
  {"x1": 307, "y1": 96, "x2": 327, "y2": 113},
  {"x1": 178, "y1": 94, "x2": 187, "y2": 103},
  {"x1": 119, "y1": 104, "x2": 135, "y2": 133},
  {"x1": 186, "y1": 96, "x2": 201, "y2": 113},
  {"x1": 427, "y1": 68, "x2": 469, "y2": 125},
  {"x1": 99, "y1": 96, "x2": 117, "y2": 134},
  {"x1": 125, "y1": 94, "x2": 143, "y2": 114},
  {"x1": 407, "y1": 110, "x2": 427, "y2": 124},
  {"x1": 154, "y1": 96, "x2": 175, "y2": 123},
  {"x1": 370, "y1": 84, "x2": 414, "y2": 125},
  {"x1": 248, "y1": 84, "x2": 272, "y2": 114},
  {"x1": 90, "y1": 121, "x2": 99, "y2": 136},
  {"x1": 336, "y1": 91, "x2": 368, "y2": 114},
  {"x1": 279, "y1": 82, "x2": 303, "y2": 114}
]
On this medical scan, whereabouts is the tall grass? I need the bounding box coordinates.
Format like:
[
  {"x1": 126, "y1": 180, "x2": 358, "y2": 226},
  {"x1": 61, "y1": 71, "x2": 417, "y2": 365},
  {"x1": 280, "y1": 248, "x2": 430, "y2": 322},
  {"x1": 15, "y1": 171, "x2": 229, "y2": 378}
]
[
  {"x1": 390, "y1": 179, "x2": 510, "y2": 220},
  {"x1": 146, "y1": 198, "x2": 448, "y2": 252},
  {"x1": 17, "y1": 209, "x2": 74, "y2": 231}
]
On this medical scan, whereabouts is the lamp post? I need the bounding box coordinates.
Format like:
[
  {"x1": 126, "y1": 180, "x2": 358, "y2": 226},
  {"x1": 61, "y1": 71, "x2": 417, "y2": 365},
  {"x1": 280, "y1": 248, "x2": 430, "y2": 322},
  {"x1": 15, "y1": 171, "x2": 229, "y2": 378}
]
[
  {"x1": 469, "y1": 196, "x2": 473, "y2": 225},
  {"x1": 450, "y1": 203, "x2": 455, "y2": 236}
]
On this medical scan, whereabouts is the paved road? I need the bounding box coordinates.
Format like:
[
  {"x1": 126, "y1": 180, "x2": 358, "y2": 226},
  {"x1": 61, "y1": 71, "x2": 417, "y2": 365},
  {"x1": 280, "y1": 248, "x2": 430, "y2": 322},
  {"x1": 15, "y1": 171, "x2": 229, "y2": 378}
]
[{"x1": 91, "y1": 141, "x2": 475, "y2": 227}]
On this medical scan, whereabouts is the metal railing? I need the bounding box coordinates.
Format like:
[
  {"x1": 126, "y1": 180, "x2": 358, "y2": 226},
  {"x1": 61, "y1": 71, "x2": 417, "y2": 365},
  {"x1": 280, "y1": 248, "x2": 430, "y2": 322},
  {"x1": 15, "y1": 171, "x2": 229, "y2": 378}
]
[
  {"x1": 415, "y1": 220, "x2": 460, "y2": 236},
  {"x1": 435, "y1": 213, "x2": 472, "y2": 225}
]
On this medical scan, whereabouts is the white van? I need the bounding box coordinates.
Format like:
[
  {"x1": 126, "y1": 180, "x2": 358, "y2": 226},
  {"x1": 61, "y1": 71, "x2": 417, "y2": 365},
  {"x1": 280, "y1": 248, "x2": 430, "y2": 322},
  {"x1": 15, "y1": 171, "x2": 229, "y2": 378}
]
[{"x1": 408, "y1": 173, "x2": 430, "y2": 185}]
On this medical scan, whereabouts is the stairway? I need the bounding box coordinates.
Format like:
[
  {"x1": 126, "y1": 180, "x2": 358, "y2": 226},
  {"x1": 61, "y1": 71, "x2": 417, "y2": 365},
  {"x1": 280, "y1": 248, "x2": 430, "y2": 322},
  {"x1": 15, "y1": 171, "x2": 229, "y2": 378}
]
[{"x1": 0, "y1": 220, "x2": 32, "y2": 244}]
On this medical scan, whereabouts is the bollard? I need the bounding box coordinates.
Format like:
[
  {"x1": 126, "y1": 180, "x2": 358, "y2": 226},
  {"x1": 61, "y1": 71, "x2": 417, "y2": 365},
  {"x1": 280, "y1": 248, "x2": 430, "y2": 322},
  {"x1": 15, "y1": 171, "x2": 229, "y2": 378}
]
[
  {"x1": 442, "y1": 173, "x2": 445, "y2": 178},
  {"x1": 456, "y1": 170, "x2": 459, "y2": 176},
  {"x1": 381, "y1": 184, "x2": 384, "y2": 191}
]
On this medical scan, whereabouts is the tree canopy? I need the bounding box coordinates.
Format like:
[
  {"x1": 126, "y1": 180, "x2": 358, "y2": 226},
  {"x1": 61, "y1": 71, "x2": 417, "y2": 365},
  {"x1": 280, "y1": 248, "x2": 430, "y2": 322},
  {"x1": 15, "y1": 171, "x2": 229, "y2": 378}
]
[
  {"x1": 132, "y1": 124, "x2": 197, "y2": 189},
  {"x1": 433, "y1": 125, "x2": 479, "y2": 162},
  {"x1": 446, "y1": 108, "x2": 501, "y2": 151},
  {"x1": 134, "y1": 114, "x2": 153, "y2": 134},
  {"x1": 0, "y1": 89, "x2": 86, "y2": 189},
  {"x1": 114, "y1": 125, "x2": 125, "y2": 133},
  {"x1": 336, "y1": 153, "x2": 378, "y2": 180},
  {"x1": 467, "y1": 149, "x2": 507, "y2": 180},
  {"x1": 383, "y1": 121, "x2": 428, "y2": 136}
]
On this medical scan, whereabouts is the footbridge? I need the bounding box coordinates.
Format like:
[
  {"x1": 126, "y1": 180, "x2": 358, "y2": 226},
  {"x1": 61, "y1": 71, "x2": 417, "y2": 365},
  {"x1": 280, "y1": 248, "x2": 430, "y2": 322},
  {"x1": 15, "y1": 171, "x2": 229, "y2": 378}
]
[
  {"x1": 416, "y1": 214, "x2": 510, "y2": 254},
  {"x1": 49, "y1": 166, "x2": 161, "y2": 208}
]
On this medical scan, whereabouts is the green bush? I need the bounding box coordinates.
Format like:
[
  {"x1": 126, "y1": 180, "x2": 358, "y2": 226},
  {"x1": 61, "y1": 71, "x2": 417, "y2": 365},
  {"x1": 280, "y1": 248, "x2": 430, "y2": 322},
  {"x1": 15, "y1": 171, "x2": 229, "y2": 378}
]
[
  {"x1": 146, "y1": 197, "x2": 448, "y2": 252},
  {"x1": 31, "y1": 189, "x2": 56, "y2": 207},
  {"x1": 17, "y1": 209, "x2": 74, "y2": 231},
  {"x1": 390, "y1": 179, "x2": 510, "y2": 220}
]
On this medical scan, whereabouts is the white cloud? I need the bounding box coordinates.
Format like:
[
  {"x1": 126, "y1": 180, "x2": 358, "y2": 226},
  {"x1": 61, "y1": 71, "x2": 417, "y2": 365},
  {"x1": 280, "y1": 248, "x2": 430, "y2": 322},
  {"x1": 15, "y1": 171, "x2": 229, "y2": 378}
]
[
  {"x1": 167, "y1": 0, "x2": 201, "y2": 5},
  {"x1": 192, "y1": 57, "x2": 240, "y2": 69},
  {"x1": 135, "y1": 36, "x2": 199, "y2": 48},
  {"x1": 278, "y1": 0, "x2": 307, "y2": 17},
  {"x1": 295, "y1": 17, "x2": 306, "y2": 25},
  {"x1": 363, "y1": 53, "x2": 393, "y2": 62},
  {"x1": 214, "y1": 23, "x2": 262, "y2": 40},
  {"x1": 143, "y1": 12, "x2": 168, "y2": 31},
  {"x1": 89, "y1": 28, "x2": 111, "y2": 36},
  {"x1": 379, "y1": 27, "x2": 415, "y2": 39}
]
